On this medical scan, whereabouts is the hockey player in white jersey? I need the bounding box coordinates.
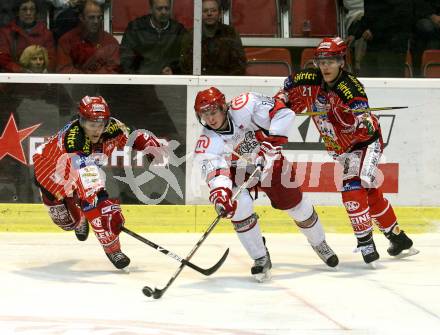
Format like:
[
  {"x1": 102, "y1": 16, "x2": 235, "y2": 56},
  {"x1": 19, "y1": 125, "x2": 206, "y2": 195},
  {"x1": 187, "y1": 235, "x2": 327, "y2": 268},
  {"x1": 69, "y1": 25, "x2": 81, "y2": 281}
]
[{"x1": 193, "y1": 87, "x2": 339, "y2": 282}]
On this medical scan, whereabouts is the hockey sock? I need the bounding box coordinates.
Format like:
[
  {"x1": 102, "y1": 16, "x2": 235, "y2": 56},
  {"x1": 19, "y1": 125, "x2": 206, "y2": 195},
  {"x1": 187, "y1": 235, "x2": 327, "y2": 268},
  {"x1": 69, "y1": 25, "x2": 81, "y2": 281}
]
[
  {"x1": 232, "y1": 213, "x2": 267, "y2": 260},
  {"x1": 367, "y1": 188, "x2": 397, "y2": 233},
  {"x1": 285, "y1": 197, "x2": 325, "y2": 246},
  {"x1": 342, "y1": 188, "x2": 373, "y2": 239}
]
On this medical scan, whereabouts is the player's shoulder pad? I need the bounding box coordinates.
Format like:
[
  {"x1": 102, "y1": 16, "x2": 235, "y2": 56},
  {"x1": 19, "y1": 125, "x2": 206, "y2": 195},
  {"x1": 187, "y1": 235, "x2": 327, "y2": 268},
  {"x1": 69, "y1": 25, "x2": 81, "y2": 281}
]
[
  {"x1": 229, "y1": 92, "x2": 254, "y2": 112},
  {"x1": 333, "y1": 71, "x2": 367, "y2": 104},
  {"x1": 64, "y1": 120, "x2": 91, "y2": 154},
  {"x1": 102, "y1": 117, "x2": 130, "y2": 140},
  {"x1": 195, "y1": 129, "x2": 223, "y2": 155},
  {"x1": 284, "y1": 68, "x2": 322, "y2": 89}
]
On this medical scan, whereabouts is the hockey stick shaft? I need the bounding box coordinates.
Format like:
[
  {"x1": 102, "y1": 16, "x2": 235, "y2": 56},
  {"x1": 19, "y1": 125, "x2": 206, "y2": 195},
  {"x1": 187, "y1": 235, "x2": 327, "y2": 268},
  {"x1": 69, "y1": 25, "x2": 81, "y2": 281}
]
[
  {"x1": 150, "y1": 166, "x2": 261, "y2": 299},
  {"x1": 298, "y1": 106, "x2": 408, "y2": 116},
  {"x1": 121, "y1": 226, "x2": 227, "y2": 276}
]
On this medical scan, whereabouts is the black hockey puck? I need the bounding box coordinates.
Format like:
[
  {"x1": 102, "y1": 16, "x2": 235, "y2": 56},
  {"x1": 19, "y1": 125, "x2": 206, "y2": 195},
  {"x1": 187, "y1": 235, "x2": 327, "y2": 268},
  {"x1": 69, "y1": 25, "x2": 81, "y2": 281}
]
[{"x1": 142, "y1": 286, "x2": 153, "y2": 297}]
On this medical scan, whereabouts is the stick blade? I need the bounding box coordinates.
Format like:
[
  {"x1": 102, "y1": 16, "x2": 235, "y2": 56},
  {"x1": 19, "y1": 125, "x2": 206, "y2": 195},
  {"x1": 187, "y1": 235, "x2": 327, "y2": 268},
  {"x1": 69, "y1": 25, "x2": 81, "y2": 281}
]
[
  {"x1": 196, "y1": 248, "x2": 229, "y2": 276},
  {"x1": 152, "y1": 288, "x2": 165, "y2": 299}
]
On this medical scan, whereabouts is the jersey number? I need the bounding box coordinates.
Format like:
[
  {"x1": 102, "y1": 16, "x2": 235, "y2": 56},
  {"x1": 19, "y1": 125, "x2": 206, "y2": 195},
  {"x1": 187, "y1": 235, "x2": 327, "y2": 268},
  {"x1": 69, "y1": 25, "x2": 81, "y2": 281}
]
[{"x1": 302, "y1": 86, "x2": 312, "y2": 96}]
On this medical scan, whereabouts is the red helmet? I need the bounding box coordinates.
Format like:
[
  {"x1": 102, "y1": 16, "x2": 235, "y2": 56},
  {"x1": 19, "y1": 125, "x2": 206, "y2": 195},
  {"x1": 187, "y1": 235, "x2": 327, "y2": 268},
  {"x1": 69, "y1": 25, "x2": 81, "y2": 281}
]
[
  {"x1": 314, "y1": 37, "x2": 347, "y2": 59},
  {"x1": 194, "y1": 87, "x2": 226, "y2": 119},
  {"x1": 78, "y1": 96, "x2": 110, "y2": 122}
]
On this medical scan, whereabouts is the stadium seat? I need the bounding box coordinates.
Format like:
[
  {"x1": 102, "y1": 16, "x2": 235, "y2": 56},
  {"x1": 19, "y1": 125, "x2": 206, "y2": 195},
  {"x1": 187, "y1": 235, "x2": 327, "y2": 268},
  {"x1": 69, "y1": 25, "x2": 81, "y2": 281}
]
[
  {"x1": 421, "y1": 49, "x2": 440, "y2": 78},
  {"x1": 231, "y1": 0, "x2": 279, "y2": 36},
  {"x1": 291, "y1": 0, "x2": 338, "y2": 37},
  {"x1": 173, "y1": 0, "x2": 194, "y2": 29},
  {"x1": 405, "y1": 51, "x2": 413, "y2": 78},
  {"x1": 245, "y1": 47, "x2": 292, "y2": 76},
  {"x1": 300, "y1": 48, "x2": 316, "y2": 69},
  {"x1": 111, "y1": 0, "x2": 149, "y2": 34}
]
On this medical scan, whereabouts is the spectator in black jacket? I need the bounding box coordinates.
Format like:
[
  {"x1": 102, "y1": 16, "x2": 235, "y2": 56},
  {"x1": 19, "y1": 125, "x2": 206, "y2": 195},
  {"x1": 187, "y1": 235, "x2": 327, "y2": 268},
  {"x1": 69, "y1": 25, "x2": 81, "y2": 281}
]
[
  {"x1": 413, "y1": 0, "x2": 440, "y2": 76},
  {"x1": 119, "y1": 0, "x2": 187, "y2": 74},
  {"x1": 179, "y1": 0, "x2": 246, "y2": 75},
  {"x1": 356, "y1": 0, "x2": 416, "y2": 77}
]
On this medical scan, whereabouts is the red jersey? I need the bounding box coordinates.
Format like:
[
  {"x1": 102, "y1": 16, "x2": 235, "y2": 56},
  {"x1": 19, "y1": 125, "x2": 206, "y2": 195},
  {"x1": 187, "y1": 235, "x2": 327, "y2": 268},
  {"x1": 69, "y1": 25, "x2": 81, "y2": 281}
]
[
  {"x1": 283, "y1": 68, "x2": 381, "y2": 155},
  {"x1": 34, "y1": 117, "x2": 158, "y2": 200}
]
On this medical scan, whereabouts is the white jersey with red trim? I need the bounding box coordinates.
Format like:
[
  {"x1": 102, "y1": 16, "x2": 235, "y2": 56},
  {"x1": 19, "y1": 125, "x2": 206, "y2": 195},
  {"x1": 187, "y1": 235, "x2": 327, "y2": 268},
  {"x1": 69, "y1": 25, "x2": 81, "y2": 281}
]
[{"x1": 194, "y1": 92, "x2": 294, "y2": 191}]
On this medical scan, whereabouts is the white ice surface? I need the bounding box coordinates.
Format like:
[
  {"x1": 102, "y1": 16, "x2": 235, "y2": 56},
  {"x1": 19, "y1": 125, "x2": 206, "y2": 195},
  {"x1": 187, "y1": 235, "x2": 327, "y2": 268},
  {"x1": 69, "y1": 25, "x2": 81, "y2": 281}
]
[{"x1": 0, "y1": 232, "x2": 439, "y2": 335}]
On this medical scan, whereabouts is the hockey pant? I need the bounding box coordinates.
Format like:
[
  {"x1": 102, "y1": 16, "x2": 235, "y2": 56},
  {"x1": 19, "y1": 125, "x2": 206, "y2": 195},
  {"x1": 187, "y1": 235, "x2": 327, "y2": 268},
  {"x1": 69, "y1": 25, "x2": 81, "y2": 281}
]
[
  {"x1": 40, "y1": 188, "x2": 121, "y2": 254},
  {"x1": 338, "y1": 138, "x2": 398, "y2": 238}
]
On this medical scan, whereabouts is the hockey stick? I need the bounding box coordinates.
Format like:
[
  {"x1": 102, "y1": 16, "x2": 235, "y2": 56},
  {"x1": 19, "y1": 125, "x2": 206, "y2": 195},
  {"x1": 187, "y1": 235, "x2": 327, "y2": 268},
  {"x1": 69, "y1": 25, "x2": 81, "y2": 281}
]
[
  {"x1": 297, "y1": 106, "x2": 408, "y2": 116},
  {"x1": 142, "y1": 166, "x2": 261, "y2": 299},
  {"x1": 121, "y1": 226, "x2": 229, "y2": 276}
]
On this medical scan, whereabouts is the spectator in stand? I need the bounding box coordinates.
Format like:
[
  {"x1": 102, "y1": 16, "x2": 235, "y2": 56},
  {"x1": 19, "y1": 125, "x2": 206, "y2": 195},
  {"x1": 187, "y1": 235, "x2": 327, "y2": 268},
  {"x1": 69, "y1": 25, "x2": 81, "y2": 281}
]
[
  {"x1": 0, "y1": 0, "x2": 55, "y2": 73},
  {"x1": 343, "y1": 0, "x2": 366, "y2": 74},
  {"x1": 180, "y1": 0, "x2": 246, "y2": 75},
  {"x1": 1, "y1": 0, "x2": 48, "y2": 28},
  {"x1": 56, "y1": 0, "x2": 119, "y2": 74},
  {"x1": 355, "y1": 0, "x2": 416, "y2": 77},
  {"x1": 19, "y1": 44, "x2": 48, "y2": 72},
  {"x1": 119, "y1": 0, "x2": 187, "y2": 74},
  {"x1": 413, "y1": 0, "x2": 440, "y2": 76},
  {"x1": 48, "y1": 0, "x2": 106, "y2": 43}
]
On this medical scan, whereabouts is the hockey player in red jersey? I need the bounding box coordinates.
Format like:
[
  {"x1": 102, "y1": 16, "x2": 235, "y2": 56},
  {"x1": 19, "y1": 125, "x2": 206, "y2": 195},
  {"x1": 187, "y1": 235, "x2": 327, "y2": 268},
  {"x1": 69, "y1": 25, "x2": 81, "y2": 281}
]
[
  {"x1": 33, "y1": 96, "x2": 163, "y2": 269},
  {"x1": 193, "y1": 87, "x2": 339, "y2": 282},
  {"x1": 278, "y1": 37, "x2": 417, "y2": 265}
]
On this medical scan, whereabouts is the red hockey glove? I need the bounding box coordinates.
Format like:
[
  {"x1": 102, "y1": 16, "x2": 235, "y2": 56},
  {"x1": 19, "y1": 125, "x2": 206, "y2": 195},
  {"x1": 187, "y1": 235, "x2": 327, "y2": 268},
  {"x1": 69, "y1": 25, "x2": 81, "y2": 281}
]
[
  {"x1": 209, "y1": 187, "x2": 237, "y2": 218},
  {"x1": 83, "y1": 199, "x2": 125, "y2": 235},
  {"x1": 134, "y1": 132, "x2": 168, "y2": 165},
  {"x1": 255, "y1": 141, "x2": 282, "y2": 170}
]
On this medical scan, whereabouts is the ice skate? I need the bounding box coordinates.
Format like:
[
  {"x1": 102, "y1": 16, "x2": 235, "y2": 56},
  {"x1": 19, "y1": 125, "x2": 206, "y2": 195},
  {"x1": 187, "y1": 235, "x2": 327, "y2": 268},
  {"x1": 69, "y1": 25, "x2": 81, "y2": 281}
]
[
  {"x1": 251, "y1": 237, "x2": 272, "y2": 282},
  {"x1": 312, "y1": 240, "x2": 339, "y2": 268},
  {"x1": 74, "y1": 219, "x2": 89, "y2": 241},
  {"x1": 386, "y1": 229, "x2": 419, "y2": 258},
  {"x1": 251, "y1": 253, "x2": 272, "y2": 283},
  {"x1": 356, "y1": 239, "x2": 379, "y2": 268},
  {"x1": 106, "y1": 251, "x2": 130, "y2": 270}
]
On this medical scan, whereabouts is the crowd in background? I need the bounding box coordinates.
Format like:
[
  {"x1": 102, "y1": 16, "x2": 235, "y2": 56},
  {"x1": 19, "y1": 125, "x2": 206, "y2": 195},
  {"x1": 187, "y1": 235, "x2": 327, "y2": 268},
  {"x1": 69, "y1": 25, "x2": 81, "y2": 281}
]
[{"x1": 0, "y1": 0, "x2": 439, "y2": 78}]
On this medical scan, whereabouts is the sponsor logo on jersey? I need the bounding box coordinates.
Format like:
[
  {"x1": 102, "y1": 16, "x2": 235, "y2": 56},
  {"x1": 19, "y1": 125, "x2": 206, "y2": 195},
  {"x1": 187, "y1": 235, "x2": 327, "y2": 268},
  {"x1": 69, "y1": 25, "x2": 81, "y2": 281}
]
[
  {"x1": 293, "y1": 71, "x2": 317, "y2": 83},
  {"x1": 106, "y1": 120, "x2": 123, "y2": 136},
  {"x1": 195, "y1": 135, "x2": 210, "y2": 154},
  {"x1": 231, "y1": 93, "x2": 249, "y2": 110},
  {"x1": 344, "y1": 201, "x2": 360, "y2": 212},
  {"x1": 284, "y1": 114, "x2": 395, "y2": 151},
  {"x1": 336, "y1": 81, "x2": 354, "y2": 101}
]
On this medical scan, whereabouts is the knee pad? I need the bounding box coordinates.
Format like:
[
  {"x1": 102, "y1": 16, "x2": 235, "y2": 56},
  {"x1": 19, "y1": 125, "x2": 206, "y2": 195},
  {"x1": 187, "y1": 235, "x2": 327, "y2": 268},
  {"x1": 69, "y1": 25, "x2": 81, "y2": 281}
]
[
  {"x1": 231, "y1": 188, "x2": 254, "y2": 221},
  {"x1": 232, "y1": 213, "x2": 258, "y2": 233},
  {"x1": 285, "y1": 197, "x2": 314, "y2": 225}
]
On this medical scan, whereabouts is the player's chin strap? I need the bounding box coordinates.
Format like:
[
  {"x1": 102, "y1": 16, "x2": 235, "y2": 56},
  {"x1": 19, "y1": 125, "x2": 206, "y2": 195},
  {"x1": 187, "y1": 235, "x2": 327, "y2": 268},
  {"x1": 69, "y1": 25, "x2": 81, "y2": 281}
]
[
  {"x1": 141, "y1": 165, "x2": 262, "y2": 300},
  {"x1": 297, "y1": 106, "x2": 408, "y2": 116}
]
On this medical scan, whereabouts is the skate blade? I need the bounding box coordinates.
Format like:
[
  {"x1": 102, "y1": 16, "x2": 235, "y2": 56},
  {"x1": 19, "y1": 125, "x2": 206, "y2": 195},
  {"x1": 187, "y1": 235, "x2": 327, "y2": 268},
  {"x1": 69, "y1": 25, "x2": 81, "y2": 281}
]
[
  {"x1": 253, "y1": 270, "x2": 272, "y2": 283},
  {"x1": 119, "y1": 267, "x2": 130, "y2": 274},
  {"x1": 394, "y1": 247, "x2": 420, "y2": 259},
  {"x1": 367, "y1": 261, "x2": 378, "y2": 269}
]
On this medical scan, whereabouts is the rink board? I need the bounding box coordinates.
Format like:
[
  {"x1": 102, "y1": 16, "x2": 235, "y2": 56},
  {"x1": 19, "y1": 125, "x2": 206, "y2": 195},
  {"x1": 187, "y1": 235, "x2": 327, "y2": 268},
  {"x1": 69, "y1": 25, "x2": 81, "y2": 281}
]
[{"x1": 0, "y1": 204, "x2": 438, "y2": 233}]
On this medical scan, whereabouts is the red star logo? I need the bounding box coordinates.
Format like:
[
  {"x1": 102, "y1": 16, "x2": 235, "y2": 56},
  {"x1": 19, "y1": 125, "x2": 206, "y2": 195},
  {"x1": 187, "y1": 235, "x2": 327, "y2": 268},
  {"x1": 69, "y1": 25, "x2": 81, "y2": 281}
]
[{"x1": 0, "y1": 113, "x2": 41, "y2": 165}]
